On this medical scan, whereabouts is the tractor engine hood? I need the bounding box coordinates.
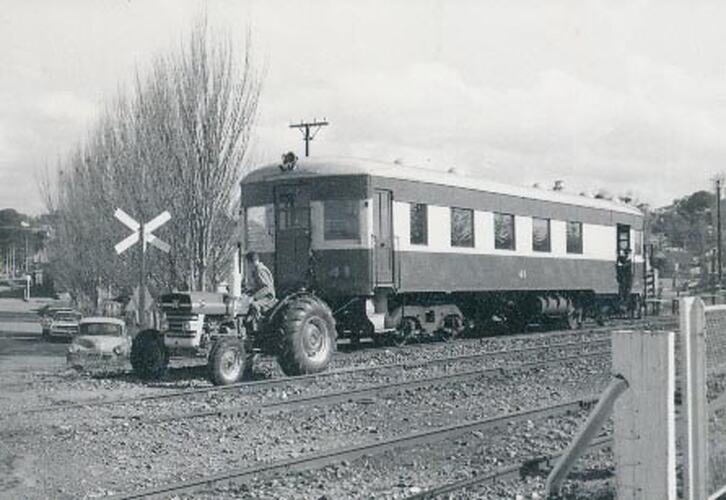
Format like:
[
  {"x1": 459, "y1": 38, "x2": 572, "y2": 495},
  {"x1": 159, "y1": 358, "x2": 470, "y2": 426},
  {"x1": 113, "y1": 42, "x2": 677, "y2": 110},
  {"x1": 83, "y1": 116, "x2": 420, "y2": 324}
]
[{"x1": 160, "y1": 291, "x2": 228, "y2": 315}]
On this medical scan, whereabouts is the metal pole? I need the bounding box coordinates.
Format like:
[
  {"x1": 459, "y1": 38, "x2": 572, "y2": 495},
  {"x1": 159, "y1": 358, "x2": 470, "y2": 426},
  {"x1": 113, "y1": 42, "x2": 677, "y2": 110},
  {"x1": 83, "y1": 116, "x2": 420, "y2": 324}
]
[
  {"x1": 304, "y1": 125, "x2": 310, "y2": 157},
  {"x1": 718, "y1": 179, "x2": 723, "y2": 287},
  {"x1": 545, "y1": 375, "x2": 629, "y2": 496},
  {"x1": 25, "y1": 232, "x2": 29, "y2": 273},
  {"x1": 139, "y1": 222, "x2": 146, "y2": 330}
]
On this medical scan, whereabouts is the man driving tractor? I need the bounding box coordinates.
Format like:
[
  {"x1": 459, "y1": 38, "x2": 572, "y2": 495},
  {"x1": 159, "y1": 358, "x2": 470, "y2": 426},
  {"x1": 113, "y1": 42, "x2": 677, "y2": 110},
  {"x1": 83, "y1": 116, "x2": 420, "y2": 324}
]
[{"x1": 243, "y1": 251, "x2": 277, "y2": 327}]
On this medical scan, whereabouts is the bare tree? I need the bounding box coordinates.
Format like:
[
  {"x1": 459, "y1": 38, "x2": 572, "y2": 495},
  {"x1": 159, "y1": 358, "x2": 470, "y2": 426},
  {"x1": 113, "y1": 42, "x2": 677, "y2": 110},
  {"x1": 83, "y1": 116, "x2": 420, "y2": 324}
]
[{"x1": 41, "y1": 18, "x2": 261, "y2": 305}]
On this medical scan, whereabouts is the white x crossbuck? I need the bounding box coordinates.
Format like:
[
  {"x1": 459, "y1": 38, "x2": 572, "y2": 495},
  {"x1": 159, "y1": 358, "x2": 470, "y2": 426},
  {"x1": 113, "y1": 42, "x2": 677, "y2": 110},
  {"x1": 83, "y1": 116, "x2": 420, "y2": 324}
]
[{"x1": 114, "y1": 208, "x2": 171, "y2": 255}]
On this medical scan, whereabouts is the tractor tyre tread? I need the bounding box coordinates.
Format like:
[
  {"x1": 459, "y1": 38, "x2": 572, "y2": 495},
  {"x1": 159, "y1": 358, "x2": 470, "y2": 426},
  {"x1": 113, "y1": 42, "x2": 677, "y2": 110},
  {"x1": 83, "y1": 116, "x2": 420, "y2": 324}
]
[
  {"x1": 208, "y1": 338, "x2": 245, "y2": 386},
  {"x1": 277, "y1": 296, "x2": 336, "y2": 376},
  {"x1": 130, "y1": 329, "x2": 168, "y2": 380}
]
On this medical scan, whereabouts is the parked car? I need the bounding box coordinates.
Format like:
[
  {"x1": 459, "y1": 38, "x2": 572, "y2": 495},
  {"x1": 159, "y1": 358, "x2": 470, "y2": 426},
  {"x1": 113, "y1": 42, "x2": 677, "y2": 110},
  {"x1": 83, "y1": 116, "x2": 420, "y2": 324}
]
[
  {"x1": 47, "y1": 309, "x2": 82, "y2": 341},
  {"x1": 67, "y1": 317, "x2": 130, "y2": 369},
  {"x1": 39, "y1": 307, "x2": 75, "y2": 339}
]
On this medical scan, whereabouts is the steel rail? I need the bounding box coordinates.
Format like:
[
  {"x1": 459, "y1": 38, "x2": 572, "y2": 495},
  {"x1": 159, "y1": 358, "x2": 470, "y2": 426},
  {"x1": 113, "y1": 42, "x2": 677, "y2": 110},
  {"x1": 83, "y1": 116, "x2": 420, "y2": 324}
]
[
  {"x1": 403, "y1": 436, "x2": 614, "y2": 499},
  {"x1": 8, "y1": 349, "x2": 611, "y2": 435},
  {"x1": 106, "y1": 397, "x2": 597, "y2": 500},
  {"x1": 4, "y1": 336, "x2": 612, "y2": 417},
  {"x1": 148, "y1": 350, "x2": 611, "y2": 424},
  {"x1": 342, "y1": 316, "x2": 673, "y2": 357},
  {"x1": 0, "y1": 317, "x2": 672, "y2": 402},
  {"x1": 346, "y1": 322, "x2": 609, "y2": 354}
]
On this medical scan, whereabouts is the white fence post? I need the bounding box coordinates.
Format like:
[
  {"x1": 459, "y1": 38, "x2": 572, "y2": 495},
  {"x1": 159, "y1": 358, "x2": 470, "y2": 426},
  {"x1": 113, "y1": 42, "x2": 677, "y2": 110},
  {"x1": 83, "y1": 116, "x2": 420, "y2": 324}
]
[
  {"x1": 680, "y1": 297, "x2": 708, "y2": 500},
  {"x1": 612, "y1": 329, "x2": 676, "y2": 500}
]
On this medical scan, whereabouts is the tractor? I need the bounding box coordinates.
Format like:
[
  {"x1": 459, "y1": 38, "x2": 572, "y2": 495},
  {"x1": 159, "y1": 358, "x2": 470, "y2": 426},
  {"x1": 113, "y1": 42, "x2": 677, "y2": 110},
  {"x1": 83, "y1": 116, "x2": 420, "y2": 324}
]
[{"x1": 130, "y1": 290, "x2": 336, "y2": 385}]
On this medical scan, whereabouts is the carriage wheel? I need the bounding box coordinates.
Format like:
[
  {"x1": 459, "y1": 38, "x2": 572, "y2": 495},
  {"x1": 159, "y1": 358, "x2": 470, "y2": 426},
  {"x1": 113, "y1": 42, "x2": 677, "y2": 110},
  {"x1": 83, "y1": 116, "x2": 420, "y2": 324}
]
[{"x1": 392, "y1": 317, "x2": 418, "y2": 347}]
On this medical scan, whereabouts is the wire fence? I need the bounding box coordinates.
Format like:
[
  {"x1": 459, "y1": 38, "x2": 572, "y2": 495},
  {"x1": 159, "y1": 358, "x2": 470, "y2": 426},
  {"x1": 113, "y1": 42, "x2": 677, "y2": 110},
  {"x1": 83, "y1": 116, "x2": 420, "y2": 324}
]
[{"x1": 700, "y1": 304, "x2": 726, "y2": 498}]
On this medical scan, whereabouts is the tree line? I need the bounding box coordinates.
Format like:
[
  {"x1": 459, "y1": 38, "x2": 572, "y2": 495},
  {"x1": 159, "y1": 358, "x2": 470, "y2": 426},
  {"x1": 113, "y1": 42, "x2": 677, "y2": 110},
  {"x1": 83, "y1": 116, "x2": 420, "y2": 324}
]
[{"x1": 41, "y1": 19, "x2": 262, "y2": 310}]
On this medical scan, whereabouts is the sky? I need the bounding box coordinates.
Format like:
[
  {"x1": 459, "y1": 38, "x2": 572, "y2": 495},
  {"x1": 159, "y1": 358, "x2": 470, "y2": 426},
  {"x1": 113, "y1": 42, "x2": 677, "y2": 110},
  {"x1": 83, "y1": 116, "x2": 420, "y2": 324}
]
[{"x1": 2, "y1": 0, "x2": 726, "y2": 214}]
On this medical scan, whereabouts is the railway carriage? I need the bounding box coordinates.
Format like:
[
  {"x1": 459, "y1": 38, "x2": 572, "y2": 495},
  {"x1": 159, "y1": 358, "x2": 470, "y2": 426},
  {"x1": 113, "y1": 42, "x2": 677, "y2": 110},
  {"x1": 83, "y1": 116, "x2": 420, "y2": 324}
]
[{"x1": 240, "y1": 156, "x2": 644, "y2": 343}]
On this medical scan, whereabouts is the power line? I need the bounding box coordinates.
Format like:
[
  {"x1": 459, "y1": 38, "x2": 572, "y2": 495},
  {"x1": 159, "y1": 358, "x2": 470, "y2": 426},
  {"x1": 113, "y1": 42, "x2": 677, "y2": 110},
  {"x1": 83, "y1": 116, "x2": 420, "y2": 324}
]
[{"x1": 289, "y1": 119, "x2": 329, "y2": 157}]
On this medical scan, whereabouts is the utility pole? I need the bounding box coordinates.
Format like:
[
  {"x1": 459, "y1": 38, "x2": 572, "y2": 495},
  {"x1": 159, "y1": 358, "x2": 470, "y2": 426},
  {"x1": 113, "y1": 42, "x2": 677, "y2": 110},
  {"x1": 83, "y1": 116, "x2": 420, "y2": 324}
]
[
  {"x1": 21, "y1": 221, "x2": 30, "y2": 274},
  {"x1": 139, "y1": 221, "x2": 146, "y2": 329},
  {"x1": 717, "y1": 177, "x2": 723, "y2": 287},
  {"x1": 289, "y1": 119, "x2": 329, "y2": 157}
]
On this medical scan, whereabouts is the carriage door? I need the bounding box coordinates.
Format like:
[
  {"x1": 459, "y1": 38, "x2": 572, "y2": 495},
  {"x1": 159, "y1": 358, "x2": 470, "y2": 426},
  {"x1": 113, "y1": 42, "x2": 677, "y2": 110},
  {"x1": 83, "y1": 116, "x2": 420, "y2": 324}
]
[
  {"x1": 274, "y1": 185, "x2": 311, "y2": 292},
  {"x1": 616, "y1": 223, "x2": 632, "y2": 295},
  {"x1": 616, "y1": 224, "x2": 631, "y2": 255},
  {"x1": 373, "y1": 189, "x2": 394, "y2": 285}
]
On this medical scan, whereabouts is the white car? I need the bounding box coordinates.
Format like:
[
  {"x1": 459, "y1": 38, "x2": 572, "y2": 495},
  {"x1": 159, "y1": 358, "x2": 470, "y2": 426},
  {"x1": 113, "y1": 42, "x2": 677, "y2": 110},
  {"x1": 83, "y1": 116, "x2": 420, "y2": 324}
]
[
  {"x1": 47, "y1": 309, "x2": 82, "y2": 341},
  {"x1": 67, "y1": 317, "x2": 130, "y2": 368}
]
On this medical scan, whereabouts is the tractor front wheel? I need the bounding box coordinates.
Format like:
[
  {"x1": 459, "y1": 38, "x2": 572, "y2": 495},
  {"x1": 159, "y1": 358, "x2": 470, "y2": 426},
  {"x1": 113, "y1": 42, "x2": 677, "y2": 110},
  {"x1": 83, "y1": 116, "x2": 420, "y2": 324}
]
[
  {"x1": 208, "y1": 338, "x2": 246, "y2": 386},
  {"x1": 277, "y1": 296, "x2": 336, "y2": 376}
]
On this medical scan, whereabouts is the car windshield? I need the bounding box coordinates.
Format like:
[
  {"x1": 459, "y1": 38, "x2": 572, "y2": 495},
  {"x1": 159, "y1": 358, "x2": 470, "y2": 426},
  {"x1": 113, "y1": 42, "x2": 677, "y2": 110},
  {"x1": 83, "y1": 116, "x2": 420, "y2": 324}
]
[
  {"x1": 79, "y1": 323, "x2": 122, "y2": 336},
  {"x1": 56, "y1": 313, "x2": 80, "y2": 321}
]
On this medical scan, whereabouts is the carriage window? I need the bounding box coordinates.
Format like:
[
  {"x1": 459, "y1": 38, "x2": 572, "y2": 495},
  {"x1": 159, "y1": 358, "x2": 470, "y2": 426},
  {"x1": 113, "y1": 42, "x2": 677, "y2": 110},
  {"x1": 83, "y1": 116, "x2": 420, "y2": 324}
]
[
  {"x1": 324, "y1": 200, "x2": 360, "y2": 241},
  {"x1": 245, "y1": 205, "x2": 275, "y2": 250},
  {"x1": 567, "y1": 221, "x2": 583, "y2": 254},
  {"x1": 494, "y1": 213, "x2": 516, "y2": 250},
  {"x1": 410, "y1": 203, "x2": 428, "y2": 245},
  {"x1": 532, "y1": 217, "x2": 551, "y2": 252},
  {"x1": 451, "y1": 207, "x2": 474, "y2": 247},
  {"x1": 277, "y1": 194, "x2": 309, "y2": 230}
]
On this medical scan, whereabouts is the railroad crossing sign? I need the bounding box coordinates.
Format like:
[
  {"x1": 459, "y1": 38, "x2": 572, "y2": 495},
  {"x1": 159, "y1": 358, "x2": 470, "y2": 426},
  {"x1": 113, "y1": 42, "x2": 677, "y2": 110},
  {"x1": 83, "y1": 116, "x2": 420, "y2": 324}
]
[
  {"x1": 113, "y1": 208, "x2": 171, "y2": 329},
  {"x1": 114, "y1": 209, "x2": 171, "y2": 254}
]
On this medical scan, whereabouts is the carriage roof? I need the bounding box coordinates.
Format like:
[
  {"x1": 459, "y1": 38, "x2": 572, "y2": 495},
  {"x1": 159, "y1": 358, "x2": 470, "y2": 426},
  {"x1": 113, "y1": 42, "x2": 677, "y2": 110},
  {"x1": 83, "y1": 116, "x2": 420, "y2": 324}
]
[{"x1": 242, "y1": 157, "x2": 642, "y2": 217}]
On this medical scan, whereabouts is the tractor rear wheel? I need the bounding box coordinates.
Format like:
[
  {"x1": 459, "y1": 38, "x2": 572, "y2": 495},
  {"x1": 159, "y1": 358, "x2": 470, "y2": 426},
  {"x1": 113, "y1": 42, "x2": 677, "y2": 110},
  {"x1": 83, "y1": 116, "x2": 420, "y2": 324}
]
[
  {"x1": 277, "y1": 296, "x2": 336, "y2": 376},
  {"x1": 208, "y1": 338, "x2": 245, "y2": 386},
  {"x1": 130, "y1": 329, "x2": 168, "y2": 380}
]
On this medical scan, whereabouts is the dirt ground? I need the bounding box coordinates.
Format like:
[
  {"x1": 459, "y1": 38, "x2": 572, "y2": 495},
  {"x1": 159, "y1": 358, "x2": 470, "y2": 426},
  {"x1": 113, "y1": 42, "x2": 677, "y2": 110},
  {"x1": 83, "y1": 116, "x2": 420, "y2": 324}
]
[
  {"x1": 0, "y1": 297, "x2": 619, "y2": 499},
  {"x1": 0, "y1": 297, "x2": 163, "y2": 499}
]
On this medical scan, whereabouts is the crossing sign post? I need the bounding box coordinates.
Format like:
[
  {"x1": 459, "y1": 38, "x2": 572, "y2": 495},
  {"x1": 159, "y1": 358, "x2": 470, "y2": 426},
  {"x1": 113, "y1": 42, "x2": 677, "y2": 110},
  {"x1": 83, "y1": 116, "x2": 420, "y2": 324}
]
[{"x1": 114, "y1": 208, "x2": 171, "y2": 328}]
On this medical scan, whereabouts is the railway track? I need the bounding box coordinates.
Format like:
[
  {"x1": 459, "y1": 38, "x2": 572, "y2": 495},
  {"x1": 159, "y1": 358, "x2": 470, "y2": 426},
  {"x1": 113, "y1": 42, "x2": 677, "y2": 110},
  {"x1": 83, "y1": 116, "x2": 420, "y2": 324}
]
[
  {"x1": 340, "y1": 315, "x2": 674, "y2": 355},
  {"x1": 120, "y1": 350, "x2": 612, "y2": 428},
  {"x1": 106, "y1": 397, "x2": 598, "y2": 500},
  {"x1": 4, "y1": 336, "x2": 611, "y2": 418},
  {"x1": 403, "y1": 436, "x2": 614, "y2": 499}
]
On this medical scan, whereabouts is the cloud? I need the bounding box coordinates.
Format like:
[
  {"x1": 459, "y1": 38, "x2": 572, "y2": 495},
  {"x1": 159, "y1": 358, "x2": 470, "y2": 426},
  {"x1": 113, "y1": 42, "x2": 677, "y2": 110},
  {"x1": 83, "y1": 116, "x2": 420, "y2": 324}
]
[
  {"x1": 5, "y1": 0, "x2": 726, "y2": 212},
  {"x1": 35, "y1": 91, "x2": 98, "y2": 123},
  {"x1": 254, "y1": 57, "x2": 726, "y2": 207}
]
